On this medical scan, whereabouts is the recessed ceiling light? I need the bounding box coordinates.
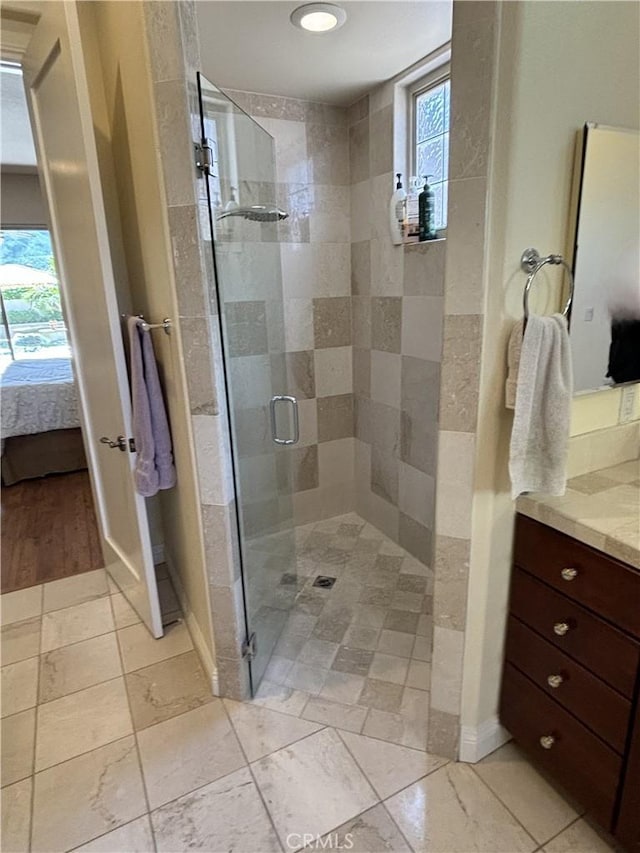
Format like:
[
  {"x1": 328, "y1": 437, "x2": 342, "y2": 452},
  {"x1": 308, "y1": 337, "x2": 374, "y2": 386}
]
[{"x1": 290, "y1": 3, "x2": 347, "y2": 33}]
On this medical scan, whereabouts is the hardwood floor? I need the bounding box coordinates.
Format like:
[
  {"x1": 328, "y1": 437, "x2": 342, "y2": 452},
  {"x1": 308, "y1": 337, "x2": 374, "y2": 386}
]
[{"x1": 1, "y1": 470, "x2": 103, "y2": 594}]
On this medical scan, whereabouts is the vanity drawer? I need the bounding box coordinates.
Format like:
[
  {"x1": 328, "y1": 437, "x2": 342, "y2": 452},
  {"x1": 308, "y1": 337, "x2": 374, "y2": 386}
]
[
  {"x1": 510, "y1": 567, "x2": 639, "y2": 698},
  {"x1": 514, "y1": 515, "x2": 640, "y2": 638},
  {"x1": 504, "y1": 616, "x2": 631, "y2": 753},
  {"x1": 500, "y1": 662, "x2": 622, "y2": 829}
]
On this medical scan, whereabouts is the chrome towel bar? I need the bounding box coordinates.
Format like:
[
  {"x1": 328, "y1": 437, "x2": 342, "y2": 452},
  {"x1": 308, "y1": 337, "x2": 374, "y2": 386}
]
[{"x1": 521, "y1": 247, "x2": 574, "y2": 322}]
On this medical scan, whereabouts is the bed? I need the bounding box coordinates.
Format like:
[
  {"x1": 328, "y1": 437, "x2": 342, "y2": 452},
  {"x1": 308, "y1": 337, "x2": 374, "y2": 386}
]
[{"x1": 1, "y1": 357, "x2": 87, "y2": 484}]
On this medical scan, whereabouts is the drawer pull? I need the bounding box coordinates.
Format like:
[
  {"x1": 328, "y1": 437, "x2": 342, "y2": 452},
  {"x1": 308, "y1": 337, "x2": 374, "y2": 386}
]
[
  {"x1": 553, "y1": 622, "x2": 570, "y2": 636},
  {"x1": 539, "y1": 735, "x2": 556, "y2": 749},
  {"x1": 561, "y1": 567, "x2": 578, "y2": 581},
  {"x1": 547, "y1": 674, "x2": 564, "y2": 688}
]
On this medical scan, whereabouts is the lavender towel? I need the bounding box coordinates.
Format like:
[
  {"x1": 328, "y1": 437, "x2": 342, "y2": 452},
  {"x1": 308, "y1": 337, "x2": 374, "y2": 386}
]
[{"x1": 127, "y1": 316, "x2": 176, "y2": 497}]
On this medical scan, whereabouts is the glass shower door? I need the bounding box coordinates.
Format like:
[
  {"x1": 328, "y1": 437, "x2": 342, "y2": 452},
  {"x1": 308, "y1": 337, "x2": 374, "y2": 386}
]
[{"x1": 197, "y1": 74, "x2": 298, "y2": 693}]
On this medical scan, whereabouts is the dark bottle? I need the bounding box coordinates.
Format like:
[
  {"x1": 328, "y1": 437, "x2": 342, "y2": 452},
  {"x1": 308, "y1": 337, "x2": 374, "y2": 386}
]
[{"x1": 418, "y1": 175, "x2": 437, "y2": 241}]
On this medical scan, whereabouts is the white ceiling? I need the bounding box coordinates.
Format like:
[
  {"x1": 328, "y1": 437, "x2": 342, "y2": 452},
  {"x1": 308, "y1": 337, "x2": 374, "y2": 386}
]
[
  {"x1": 196, "y1": 1, "x2": 452, "y2": 106},
  {"x1": 0, "y1": 66, "x2": 37, "y2": 169}
]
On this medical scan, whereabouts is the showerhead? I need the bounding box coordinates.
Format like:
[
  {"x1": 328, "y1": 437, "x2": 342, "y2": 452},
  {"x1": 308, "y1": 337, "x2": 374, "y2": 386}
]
[{"x1": 216, "y1": 205, "x2": 289, "y2": 223}]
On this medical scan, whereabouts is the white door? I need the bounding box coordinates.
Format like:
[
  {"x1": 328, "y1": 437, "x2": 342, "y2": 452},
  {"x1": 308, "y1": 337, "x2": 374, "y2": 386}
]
[{"x1": 22, "y1": 1, "x2": 163, "y2": 637}]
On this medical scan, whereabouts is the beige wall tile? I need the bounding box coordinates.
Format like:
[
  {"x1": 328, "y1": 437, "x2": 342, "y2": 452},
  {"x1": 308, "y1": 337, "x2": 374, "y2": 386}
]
[
  {"x1": 399, "y1": 463, "x2": 436, "y2": 527},
  {"x1": 399, "y1": 513, "x2": 433, "y2": 566},
  {"x1": 371, "y1": 447, "x2": 399, "y2": 505},
  {"x1": 284, "y1": 298, "x2": 314, "y2": 351},
  {"x1": 285, "y1": 350, "x2": 316, "y2": 399},
  {"x1": 443, "y1": 177, "x2": 488, "y2": 315},
  {"x1": 297, "y1": 398, "x2": 319, "y2": 447},
  {"x1": 259, "y1": 117, "x2": 309, "y2": 183},
  {"x1": 349, "y1": 118, "x2": 370, "y2": 184},
  {"x1": 307, "y1": 123, "x2": 349, "y2": 185},
  {"x1": 192, "y1": 414, "x2": 234, "y2": 505},
  {"x1": 313, "y1": 297, "x2": 352, "y2": 348},
  {"x1": 403, "y1": 241, "x2": 446, "y2": 296},
  {"x1": 350, "y1": 180, "x2": 372, "y2": 243},
  {"x1": 351, "y1": 240, "x2": 371, "y2": 295},
  {"x1": 439, "y1": 314, "x2": 482, "y2": 432},
  {"x1": 309, "y1": 187, "x2": 351, "y2": 243},
  {"x1": 353, "y1": 348, "x2": 371, "y2": 399},
  {"x1": 435, "y1": 431, "x2": 476, "y2": 539},
  {"x1": 401, "y1": 296, "x2": 444, "y2": 362},
  {"x1": 281, "y1": 244, "x2": 350, "y2": 299},
  {"x1": 352, "y1": 296, "x2": 372, "y2": 350},
  {"x1": 371, "y1": 351, "x2": 401, "y2": 409},
  {"x1": 433, "y1": 535, "x2": 470, "y2": 631},
  {"x1": 154, "y1": 79, "x2": 196, "y2": 208},
  {"x1": 369, "y1": 106, "x2": 393, "y2": 177},
  {"x1": 371, "y1": 297, "x2": 402, "y2": 353},
  {"x1": 430, "y1": 626, "x2": 464, "y2": 715},
  {"x1": 178, "y1": 316, "x2": 218, "y2": 415},
  {"x1": 167, "y1": 204, "x2": 209, "y2": 317},
  {"x1": 315, "y1": 347, "x2": 353, "y2": 397},
  {"x1": 279, "y1": 445, "x2": 319, "y2": 492},
  {"x1": 317, "y1": 394, "x2": 354, "y2": 442}
]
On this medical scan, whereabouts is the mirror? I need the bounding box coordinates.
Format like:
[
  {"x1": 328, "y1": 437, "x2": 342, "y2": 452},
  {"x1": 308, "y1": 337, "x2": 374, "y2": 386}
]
[{"x1": 569, "y1": 124, "x2": 640, "y2": 394}]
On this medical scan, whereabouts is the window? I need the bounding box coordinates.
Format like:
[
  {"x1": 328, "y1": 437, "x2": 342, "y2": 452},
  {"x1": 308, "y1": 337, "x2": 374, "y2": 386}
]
[
  {"x1": 0, "y1": 229, "x2": 70, "y2": 363},
  {"x1": 412, "y1": 71, "x2": 450, "y2": 231}
]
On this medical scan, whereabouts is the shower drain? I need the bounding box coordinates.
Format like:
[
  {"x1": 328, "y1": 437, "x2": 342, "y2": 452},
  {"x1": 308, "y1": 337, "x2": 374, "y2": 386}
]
[{"x1": 313, "y1": 575, "x2": 336, "y2": 589}]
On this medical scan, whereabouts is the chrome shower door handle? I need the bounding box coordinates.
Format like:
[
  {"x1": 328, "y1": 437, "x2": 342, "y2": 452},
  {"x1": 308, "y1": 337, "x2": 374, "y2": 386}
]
[{"x1": 269, "y1": 395, "x2": 299, "y2": 446}]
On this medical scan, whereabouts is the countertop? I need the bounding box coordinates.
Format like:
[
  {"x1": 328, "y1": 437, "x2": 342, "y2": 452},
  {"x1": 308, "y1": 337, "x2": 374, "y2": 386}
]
[{"x1": 517, "y1": 459, "x2": 640, "y2": 570}]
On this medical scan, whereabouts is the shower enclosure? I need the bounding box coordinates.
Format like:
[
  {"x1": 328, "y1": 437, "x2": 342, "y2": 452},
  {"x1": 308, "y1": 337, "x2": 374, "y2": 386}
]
[{"x1": 197, "y1": 75, "x2": 299, "y2": 693}]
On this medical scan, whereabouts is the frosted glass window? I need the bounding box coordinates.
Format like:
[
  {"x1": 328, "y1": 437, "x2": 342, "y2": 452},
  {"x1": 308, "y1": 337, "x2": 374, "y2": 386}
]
[{"x1": 414, "y1": 79, "x2": 450, "y2": 230}]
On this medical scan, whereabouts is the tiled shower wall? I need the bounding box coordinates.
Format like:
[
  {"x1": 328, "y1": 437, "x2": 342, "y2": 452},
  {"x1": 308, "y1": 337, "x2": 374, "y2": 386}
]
[
  {"x1": 349, "y1": 92, "x2": 446, "y2": 565},
  {"x1": 226, "y1": 90, "x2": 357, "y2": 527}
]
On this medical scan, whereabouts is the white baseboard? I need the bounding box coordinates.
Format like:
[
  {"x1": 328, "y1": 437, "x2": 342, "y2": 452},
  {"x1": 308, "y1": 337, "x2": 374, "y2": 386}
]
[
  {"x1": 163, "y1": 552, "x2": 219, "y2": 696},
  {"x1": 459, "y1": 717, "x2": 511, "y2": 763}
]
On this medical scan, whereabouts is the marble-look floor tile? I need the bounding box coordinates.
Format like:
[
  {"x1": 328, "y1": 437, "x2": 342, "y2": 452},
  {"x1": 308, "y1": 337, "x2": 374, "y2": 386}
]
[
  {"x1": 314, "y1": 804, "x2": 412, "y2": 852},
  {"x1": 1, "y1": 707, "x2": 35, "y2": 786},
  {"x1": 369, "y1": 652, "x2": 409, "y2": 685},
  {"x1": 73, "y1": 815, "x2": 155, "y2": 852},
  {"x1": 152, "y1": 767, "x2": 281, "y2": 853},
  {"x1": 117, "y1": 620, "x2": 192, "y2": 673},
  {"x1": 43, "y1": 569, "x2": 108, "y2": 613},
  {"x1": 1, "y1": 616, "x2": 41, "y2": 665},
  {"x1": 252, "y1": 727, "x2": 377, "y2": 844},
  {"x1": 377, "y1": 629, "x2": 415, "y2": 658},
  {"x1": 35, "y1": 677, "x2": 132, "y2": 771},
  {"x1": 474, "y1": 742, "x2": 579, "y2": 844},
  {"x1": 224, "y1": 698, "x2": 323, "y2": 762},
  {"x1": 358, "y1": 678, "x2": 404, "y2": 713},
  {"x1": 1, "y1": 778, "x2": 32, "y2": 853},
  {"x1": 39, "y1": 632, "x2": 122, "y2": 703},
  {"x1": 385, "y1": 762, "x2": 536, "y2": 852},
  {"x1": 41, "y1": 597, "x2": 114, "y2": 652},
  {"x1": 126, "y1": 650, "x2": 214, "y2": 730},
  {"x1": 320, "y1": 670, "x2": 366, "y2": 704},
  {"x1": 406, "y1": 659, "x2": 431, "y2": 689},
  {"x1": 338, "y1": 730, "x2": 447, "y2": 798},
  {"x1": 284, "y1": 661, "x2": 328, "y2": 693},
  {"x1": 111, "y1": 592, "x2": 141, "y2": 630},
  {"x1": 541, "y1": 818, "x2": 617, "y2": 852},
  {"x1": 32, "y1": 736, "x2": 146, "y2": 853},
  {"x1": 251, "y1": 679, "x2": 310, "y2": 717},
  {"x1": 1, "y1": 656, "x2": 38, "y2": 717},
  {"x1": 302, "y1": 697, "x2": 367, "y2": 733},
  {"x1": 1, "y1": 584, "x2": 42, "y2": 626},
  {"x1": 363, "y1": 708, "x2": 427, "y2": 750},
  {"x1": 138, "y1": 700, "x2": 246, "y2": 809}
]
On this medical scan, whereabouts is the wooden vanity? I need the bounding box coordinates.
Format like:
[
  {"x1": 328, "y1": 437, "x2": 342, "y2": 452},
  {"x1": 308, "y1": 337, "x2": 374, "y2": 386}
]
[{"x1": 500, "y1": 490, "x2": 640, "y2": 850}]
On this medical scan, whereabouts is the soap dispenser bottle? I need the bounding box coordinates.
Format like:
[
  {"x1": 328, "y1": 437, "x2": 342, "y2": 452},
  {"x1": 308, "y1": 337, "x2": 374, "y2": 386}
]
[
  {"x1": 418, "y1": 175, "x2": 437, "y2": 241},
  {"x1": 389, "y1": 173, "x2": 407, "y2": 245}
]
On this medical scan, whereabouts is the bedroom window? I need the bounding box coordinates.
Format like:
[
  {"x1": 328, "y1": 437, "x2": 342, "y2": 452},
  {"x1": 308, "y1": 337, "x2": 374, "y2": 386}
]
[
  {"x1": 410, "y1": 69, "x2": 450, "y2": 232},
  {"x1": 0, "y1": 229, "x2": 70, "y2": 363}
]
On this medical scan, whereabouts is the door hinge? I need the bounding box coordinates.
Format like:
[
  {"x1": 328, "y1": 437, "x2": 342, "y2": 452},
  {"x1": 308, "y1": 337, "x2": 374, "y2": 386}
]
[
  {"x1": 194, "y1": 137, "x2": 217, "y2": 177},
  {"x1": 242, "y1": 632, "x2": 257, "y2": 660},
  {"x1": 128, "y1": 437, "x2": 136, "y2": 453}
]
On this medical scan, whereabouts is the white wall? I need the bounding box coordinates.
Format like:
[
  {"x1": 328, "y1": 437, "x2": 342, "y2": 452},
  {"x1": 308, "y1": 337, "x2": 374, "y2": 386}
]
[
  {"x1": 0, "y1": 171, "x2": 47, "y2": 226},
  {"x1": 460, "y1": 0, "x2": 640, "y2": 745}
]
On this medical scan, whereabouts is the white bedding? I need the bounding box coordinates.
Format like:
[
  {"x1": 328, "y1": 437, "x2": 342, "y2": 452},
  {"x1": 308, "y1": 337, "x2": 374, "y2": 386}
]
[{"x1": 0, "y1": 358, "x2": 81, "y2": 439}]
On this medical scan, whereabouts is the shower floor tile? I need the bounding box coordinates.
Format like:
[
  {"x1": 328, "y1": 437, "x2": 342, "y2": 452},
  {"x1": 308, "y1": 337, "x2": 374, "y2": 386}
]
[{"x1": 246, "y1": 512, "x2": 434, "y2": 750}]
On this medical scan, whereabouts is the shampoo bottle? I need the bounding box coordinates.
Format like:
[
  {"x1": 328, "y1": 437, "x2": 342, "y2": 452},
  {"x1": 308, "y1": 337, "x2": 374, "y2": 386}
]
[
  {"x1": 389, "y1": 173, "x2": 407, "y2": 245},
  {"x1": 418, "y1": 175, "x2": 437, "y2": 241}
]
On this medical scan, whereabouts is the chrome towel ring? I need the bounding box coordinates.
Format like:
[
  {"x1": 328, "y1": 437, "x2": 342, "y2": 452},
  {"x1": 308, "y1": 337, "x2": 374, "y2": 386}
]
[{"x1": 521, "y1": 247, "x2": 574, "y2": 321}]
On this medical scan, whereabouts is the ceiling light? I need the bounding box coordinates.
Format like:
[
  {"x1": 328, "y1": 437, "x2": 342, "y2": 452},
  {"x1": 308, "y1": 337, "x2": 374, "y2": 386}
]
[{"x1": 290, "y1": 3, "x2": 347, "y2": 33}]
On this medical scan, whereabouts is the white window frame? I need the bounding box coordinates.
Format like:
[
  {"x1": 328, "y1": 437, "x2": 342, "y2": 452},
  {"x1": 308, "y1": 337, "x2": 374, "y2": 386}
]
[{"x1": 408, "y1": 63, "x2": 451, "y2": 234}]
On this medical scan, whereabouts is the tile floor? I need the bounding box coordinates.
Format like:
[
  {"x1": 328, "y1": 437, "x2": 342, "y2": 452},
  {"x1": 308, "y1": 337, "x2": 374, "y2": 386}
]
[
  {"x1": 1, "y1": 528, "x2": 620, "y2": 852},
  {"x1": 245, "y1": 513, "x2": 433, "y2": 747}
]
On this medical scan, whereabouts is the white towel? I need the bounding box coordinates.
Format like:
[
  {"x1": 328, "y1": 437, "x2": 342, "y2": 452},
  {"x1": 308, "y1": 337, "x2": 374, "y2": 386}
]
[
  {"x1": 509, "y1": 314, "x2": 573, "y2": 499},
  {"x1": 505, "y1": 319, "x2": 524, "y2": 409}
]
